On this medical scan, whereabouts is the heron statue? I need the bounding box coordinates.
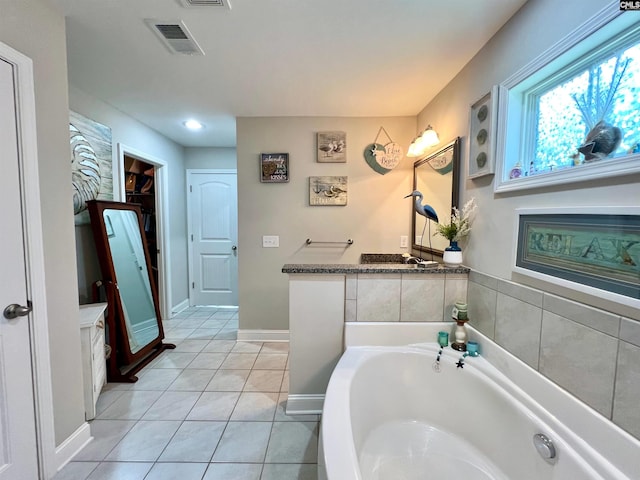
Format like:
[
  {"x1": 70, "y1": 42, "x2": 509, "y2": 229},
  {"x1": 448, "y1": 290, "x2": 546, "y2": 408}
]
[
  {"x1": 404, "y1": 190, "x2": 439, "y2": 223},
  {"x1": 404, "y1": 190, "x2": 439, "y2": 265}
]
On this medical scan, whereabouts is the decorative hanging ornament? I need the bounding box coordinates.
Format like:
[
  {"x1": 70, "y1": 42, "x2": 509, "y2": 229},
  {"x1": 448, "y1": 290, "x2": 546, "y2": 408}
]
[{"x1": 363, "y1": 126, "x2": 404, "y2": 175}]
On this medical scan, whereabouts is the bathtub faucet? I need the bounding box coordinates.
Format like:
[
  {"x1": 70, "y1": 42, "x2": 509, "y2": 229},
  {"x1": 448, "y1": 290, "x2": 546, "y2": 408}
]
[
  {"x1": 402, "y1": 253, "x2": 439, "y2": 267},
  {"x1": 402, "y1": 254, "x2": 422, "y2": 264}
]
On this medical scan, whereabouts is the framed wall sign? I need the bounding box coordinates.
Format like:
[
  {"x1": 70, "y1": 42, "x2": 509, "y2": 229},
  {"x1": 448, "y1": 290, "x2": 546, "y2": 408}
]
[
  {"x1": 260, "y1": 153, "x2": 289, "y2": 183},
  {"x1": 317, "y1": 131, "x2": 346, "y2": 163},
  {"x1": 468, "y1": 86, "x2": 498, "y2": 179},
  {"x1": 514, "y1": 207, "x2": 640, "y2": 308},
  {"x1": 309, "y1": 176, "x2": 347, "y2": 206}
]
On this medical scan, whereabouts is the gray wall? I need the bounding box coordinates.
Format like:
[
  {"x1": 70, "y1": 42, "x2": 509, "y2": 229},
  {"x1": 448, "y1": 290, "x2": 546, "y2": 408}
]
[
  {"x1": 185, "y1": 147, "x2": 237, "y2": 170},
  {"x1": 0, "y1": 0, "x2": 85, "y2": 445},
  {"x1": 418, "y1": 0, "x2": 640, "y2": 439},
  {"x1": 70, "y1": 86, "x2": 189, "y2": 311},
  {"x1": 237, "y1": 116, "x2": 416, "y2": 331},
  {"x1": 417, "y1": 0, "x2": 640, "y2": 319}
]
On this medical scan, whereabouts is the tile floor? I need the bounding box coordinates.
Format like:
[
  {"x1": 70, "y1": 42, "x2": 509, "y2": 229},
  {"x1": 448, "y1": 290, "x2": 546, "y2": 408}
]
[{"x1": 54, "y1": 307, "x2": 319, "y2": 480}]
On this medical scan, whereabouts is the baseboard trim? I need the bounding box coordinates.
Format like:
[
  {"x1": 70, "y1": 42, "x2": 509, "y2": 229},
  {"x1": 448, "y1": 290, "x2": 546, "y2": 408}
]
[
  {"x1": 237, "y1": 329, "x2": 289, "y2": 342},
  {"x1": 286, "y1": 394, "x2": 324, "y2": 415},
  {"x1": 171, "y1": 299, "x2": 189, "y2": 314},
  {"x1": 54, "y1": 421, "x2": 92, "y2": 472}
]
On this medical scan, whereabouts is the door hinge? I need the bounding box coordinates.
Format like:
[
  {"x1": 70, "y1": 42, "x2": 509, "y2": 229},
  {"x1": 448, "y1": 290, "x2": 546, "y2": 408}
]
[
  {"x1": 190, "y1": 185, "x2": 192, "y2": 193},
  {"x1": 191, "y1": 234, "x2": 193, "y2": 241},
  {"x1": 192, "y1": 282, "x2": 195, "y2": 289}
]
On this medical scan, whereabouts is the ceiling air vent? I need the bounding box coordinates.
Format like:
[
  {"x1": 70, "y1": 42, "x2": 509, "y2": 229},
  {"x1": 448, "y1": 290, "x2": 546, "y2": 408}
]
[
  {"x1": 178, "y1": 0, "x2": 231, "y2": 8},
  {"x1": 146, "y1": 20, "x2": 205, "y2": 55}
]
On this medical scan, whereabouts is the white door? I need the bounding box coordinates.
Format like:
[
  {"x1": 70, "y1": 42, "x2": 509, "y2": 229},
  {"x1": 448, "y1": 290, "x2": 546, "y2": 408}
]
[
  {"x1": 188, "y1": 171, "x2": 238, "y2": 306},
  {"x1": 0, "y1": 57, "x2": 39, "y2": 480}
]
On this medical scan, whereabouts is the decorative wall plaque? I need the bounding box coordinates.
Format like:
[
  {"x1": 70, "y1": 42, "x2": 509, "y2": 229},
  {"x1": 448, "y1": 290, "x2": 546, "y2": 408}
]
[
  {"x1": 309, "y1": 176, "x2": 347, "y2": 206},
  {"x1": 363, "y1": 126, "x2": 404, "y2": 175},
  {"x1": 468, "y1": 86, "x2": 498, "y2": 179},
  {"x1": 317, "y1": 131, "x2": 346, "y2": 163},
  {"x1": 260, "y1": 153, "x2": 289, "y2": 183}
]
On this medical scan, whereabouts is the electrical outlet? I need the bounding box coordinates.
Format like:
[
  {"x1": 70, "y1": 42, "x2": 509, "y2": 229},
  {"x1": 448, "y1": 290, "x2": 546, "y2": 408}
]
[
  {"x1": 415, "y1": 235, "x2": 423, "y2": 245},
  {"x1": 262, "y1": 235, "x2": 280, "y2": 248},
  {"x1": 400, "y1": 235, "x2": 408, "y2": 248}
]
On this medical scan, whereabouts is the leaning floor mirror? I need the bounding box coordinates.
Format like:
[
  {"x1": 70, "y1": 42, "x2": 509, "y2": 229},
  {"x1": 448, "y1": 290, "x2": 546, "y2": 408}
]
[{"x1": 87, "y1": 200, "x2": 174, "y2": 382}]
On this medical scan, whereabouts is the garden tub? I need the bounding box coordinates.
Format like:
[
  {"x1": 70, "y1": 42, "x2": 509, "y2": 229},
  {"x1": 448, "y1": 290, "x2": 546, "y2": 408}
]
[{"x1": 318, "y1": 323, "x2": 640, "y2": 480}]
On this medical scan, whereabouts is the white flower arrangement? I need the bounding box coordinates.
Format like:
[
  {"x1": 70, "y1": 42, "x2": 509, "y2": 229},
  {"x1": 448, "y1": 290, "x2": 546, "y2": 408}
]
[{"x1": 434, "y1": 197, "x2": 478, "y2": 242}]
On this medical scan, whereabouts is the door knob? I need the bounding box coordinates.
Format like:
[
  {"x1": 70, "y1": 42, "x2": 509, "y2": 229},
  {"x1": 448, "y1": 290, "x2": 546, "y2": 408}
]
[
  {"x1": 232, "y1": 245, "x2": 237, "y2": 251},
  {"x1": 3, "y1": 303, "x2": 32, "y2": 320}
]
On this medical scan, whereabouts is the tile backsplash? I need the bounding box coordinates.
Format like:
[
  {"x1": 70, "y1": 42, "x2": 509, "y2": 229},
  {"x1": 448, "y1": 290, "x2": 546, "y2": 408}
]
[
  {"x1": 468, "y1": 270, "x2": 640, "y2": 440},
  {"x1": 345, "y1": 272, "x2": 468, "y2": 323}
]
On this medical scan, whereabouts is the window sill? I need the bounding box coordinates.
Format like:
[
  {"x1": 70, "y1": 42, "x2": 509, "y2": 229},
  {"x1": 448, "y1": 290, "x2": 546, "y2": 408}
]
[{"x1": 495, "y1": 152, "x2": 640, "y2": 193}]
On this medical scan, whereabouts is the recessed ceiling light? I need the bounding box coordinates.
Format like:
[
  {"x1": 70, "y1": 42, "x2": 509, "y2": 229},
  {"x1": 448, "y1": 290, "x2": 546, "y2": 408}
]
[{"x1": 184, "y1": 119, "x2": 204, "y2": 130}]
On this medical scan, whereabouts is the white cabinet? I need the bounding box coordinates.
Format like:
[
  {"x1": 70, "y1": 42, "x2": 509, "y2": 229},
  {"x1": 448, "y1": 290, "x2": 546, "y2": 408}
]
[{"x1": 79, "y1": 303, "x2": 108, "y2": 420}]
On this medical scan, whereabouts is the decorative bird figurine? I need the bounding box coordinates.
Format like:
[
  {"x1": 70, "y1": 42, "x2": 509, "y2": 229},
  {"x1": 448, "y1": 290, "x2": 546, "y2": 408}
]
[
  {"x1": 404, "y1": 190, "x2": 439, "y2": 223},
  {"x1": 577, "y1": 120, "x2": 622, "y2": 162}
]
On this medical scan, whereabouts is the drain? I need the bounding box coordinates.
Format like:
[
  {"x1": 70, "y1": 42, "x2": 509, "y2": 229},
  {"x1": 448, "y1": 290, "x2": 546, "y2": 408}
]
[{"x1": 533, "y1": 433, "x2": 557, "y2": 464}]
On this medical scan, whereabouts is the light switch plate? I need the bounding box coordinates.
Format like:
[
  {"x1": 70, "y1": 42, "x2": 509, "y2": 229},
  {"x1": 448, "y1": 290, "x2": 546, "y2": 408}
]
[
  {"x1": 262, "y1": 235, "x2": 280, "y2": 248},
  {"x1": 400, "y1": 235, "x2": 408, "y2": 248}
]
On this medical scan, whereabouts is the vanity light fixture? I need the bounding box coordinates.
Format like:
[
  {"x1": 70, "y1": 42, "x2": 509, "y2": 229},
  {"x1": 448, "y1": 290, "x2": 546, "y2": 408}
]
[
  {"x1": 183, "y1": 119, "x2": 204, "y2": 130},
  {"x1": 407, "y1": 125, "x2": 440, "y2": 157}
]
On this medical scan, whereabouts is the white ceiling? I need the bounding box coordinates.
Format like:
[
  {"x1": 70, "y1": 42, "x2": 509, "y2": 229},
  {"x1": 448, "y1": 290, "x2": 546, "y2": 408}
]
[{"x1": 50, "y1": 0, "x2": 527, "y2": 148}]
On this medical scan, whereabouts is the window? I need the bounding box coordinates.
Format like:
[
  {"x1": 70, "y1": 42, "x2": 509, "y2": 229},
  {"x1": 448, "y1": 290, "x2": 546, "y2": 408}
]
[{"x1": 495, "y1": 4, "x2": 640, "y2": 192}]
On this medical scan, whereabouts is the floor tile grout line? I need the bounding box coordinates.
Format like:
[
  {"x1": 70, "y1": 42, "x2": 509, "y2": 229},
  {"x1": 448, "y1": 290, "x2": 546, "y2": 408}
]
[{"x1": 58, "y1": 307, "x2": 316, "y2": 480}]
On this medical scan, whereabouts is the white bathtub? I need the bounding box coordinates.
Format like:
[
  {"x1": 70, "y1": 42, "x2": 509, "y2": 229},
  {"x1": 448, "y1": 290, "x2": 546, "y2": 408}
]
[{"x1": 319, "y1": 323, "x2": 640, "y2": 480}]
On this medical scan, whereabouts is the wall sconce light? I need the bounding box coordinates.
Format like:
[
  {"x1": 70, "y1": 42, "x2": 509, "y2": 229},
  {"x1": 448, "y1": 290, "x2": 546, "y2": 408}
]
[{"x1": 407, "y1": 125, "x2": 440, "y2": 157}]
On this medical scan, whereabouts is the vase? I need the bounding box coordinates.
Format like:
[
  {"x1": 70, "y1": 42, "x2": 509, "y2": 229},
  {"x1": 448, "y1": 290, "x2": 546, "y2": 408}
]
[{"x1": 443, "y1": 240, "x2": 463, "y2": 267}]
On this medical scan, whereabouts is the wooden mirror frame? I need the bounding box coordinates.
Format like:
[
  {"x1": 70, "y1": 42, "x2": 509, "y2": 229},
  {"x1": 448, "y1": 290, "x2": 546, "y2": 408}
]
[
  {"x1": 411, "y1": 137, "x2": 461, "y2": 257},
  {"x1": 87, "y1": 200, "x2": 174, "y2": 382}
]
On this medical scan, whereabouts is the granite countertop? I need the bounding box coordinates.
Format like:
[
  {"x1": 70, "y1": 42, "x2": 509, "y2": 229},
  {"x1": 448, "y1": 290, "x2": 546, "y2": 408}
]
[{"x1": 282, "y1": 263, "x2": 470, "y2": 274}]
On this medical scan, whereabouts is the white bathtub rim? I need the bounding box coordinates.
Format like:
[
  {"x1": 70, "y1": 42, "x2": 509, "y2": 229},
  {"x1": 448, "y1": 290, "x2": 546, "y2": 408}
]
[
  {"x1": 322, "y1": 347, "x2": 523, "y2": 480},
  {"x1": 467, "y1": 327, "x2": 640, "y2": 480},
  {"x1": 323, "y1": 340, "x2": 640, "y2": 480},
  {"x1": 323, "y1": 346, "x2": 513, "y2": 480},
  {"x1": 323, "y1": 345, "x2": 623, "y2": 480},
  {"x1": 343, "y1": 322, "x2": 640, "y2": 479}
]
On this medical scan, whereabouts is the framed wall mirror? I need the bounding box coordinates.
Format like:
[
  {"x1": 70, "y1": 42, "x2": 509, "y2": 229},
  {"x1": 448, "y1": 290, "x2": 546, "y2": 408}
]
[
  {"x1": 87, "y1": 200, "x2": 174, "y2": 382},
  {"x1": 411, "y1": 137, "x2": 460, "y2": 257}
]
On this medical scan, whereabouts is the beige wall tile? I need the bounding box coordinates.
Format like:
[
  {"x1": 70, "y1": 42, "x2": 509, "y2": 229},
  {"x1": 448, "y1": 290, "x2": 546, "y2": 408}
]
[
  {"x1": 468, "y1": 281, "x2": 497, "y2": 339},
  {"x1": 495, "y1": 293, "x2": 542, "y2": 368},
  {"x1": 543, "y1": 293, "x2": 620, "y2": 336},
  {"x1": 613, "y1": 341, "x2": 640, "y2": 438},
  {"x1": 497, "y1": 279, "x2": 543, "y2": 307},
  {"x1": 345, "y1": 275, "x2": 357, "y2": 300},
  {"x1": 400, "y1": 276, "x2": 445, "y2": 322},
  {"x1": 357, "y1": 274, "x2": 401, "y2": 322},
  {"x1": 444, "y1": 275, "x2": 468, "y2": 321},
  {"x1": 540, "y1": 311, "x2": 617, "y2": 417},
  {"x1": 620, "y1": 318, "x2": 640, "y2": 348}
]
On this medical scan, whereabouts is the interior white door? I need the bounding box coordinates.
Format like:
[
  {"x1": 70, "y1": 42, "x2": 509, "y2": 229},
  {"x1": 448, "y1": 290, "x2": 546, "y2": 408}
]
[
  {"x1": 0, "y1": 57, "x2": 39, "y2": 480},
  {"x1": 188, "y1": 171, "x2": 238, "y2": 306}
]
